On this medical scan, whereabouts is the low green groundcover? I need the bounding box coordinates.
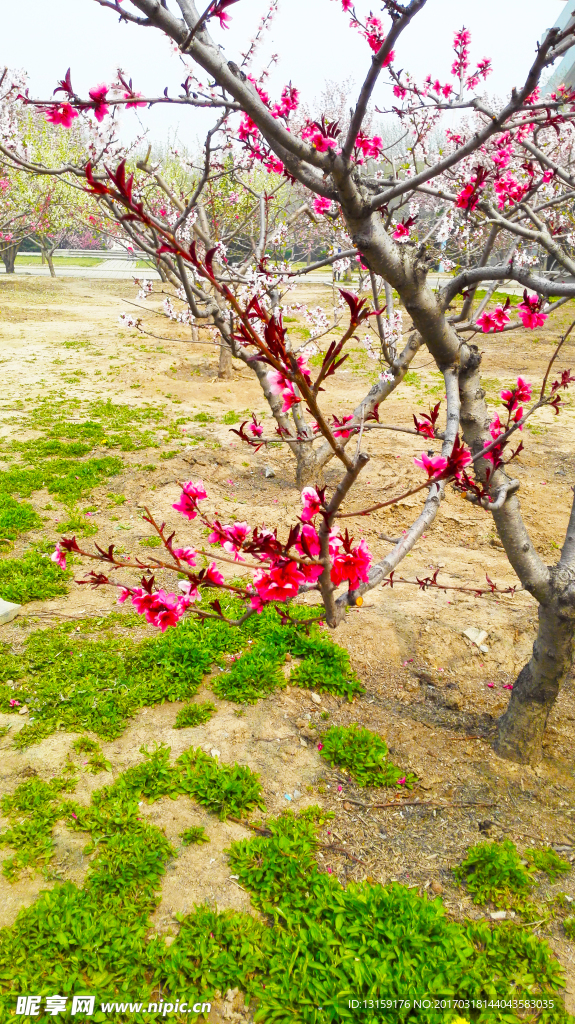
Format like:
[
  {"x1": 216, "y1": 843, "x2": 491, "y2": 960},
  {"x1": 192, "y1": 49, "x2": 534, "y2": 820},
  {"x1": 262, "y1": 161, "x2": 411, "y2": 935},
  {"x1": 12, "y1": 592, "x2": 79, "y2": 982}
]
[
  {"x1": 0, "y1": 602, "x2": 363, "y2": 749},
  {"x1": 0, "y1": 746, "x2": 568, "y2": 1024}
]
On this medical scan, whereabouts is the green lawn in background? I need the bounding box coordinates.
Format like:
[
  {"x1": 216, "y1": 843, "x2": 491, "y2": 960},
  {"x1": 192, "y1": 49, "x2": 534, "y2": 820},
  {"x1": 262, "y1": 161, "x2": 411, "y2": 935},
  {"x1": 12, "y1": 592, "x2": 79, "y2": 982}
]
[{"x1": 16, "y1": 257, "x2": 103, "y2": 267}]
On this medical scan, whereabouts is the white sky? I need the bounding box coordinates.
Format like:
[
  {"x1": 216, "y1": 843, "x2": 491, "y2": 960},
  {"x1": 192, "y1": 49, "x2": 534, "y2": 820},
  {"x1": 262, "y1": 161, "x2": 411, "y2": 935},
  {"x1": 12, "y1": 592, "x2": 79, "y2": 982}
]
[{"x1": 2, "y1": 0, "x2": 570, "y2": 147}]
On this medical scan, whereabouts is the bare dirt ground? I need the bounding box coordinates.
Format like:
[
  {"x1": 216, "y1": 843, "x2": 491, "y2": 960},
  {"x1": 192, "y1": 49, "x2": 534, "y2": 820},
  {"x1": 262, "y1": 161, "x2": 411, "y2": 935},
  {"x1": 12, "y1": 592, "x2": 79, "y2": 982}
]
[{"x1": 2, "y1": 275, "x2": 575, "y2": 1016}]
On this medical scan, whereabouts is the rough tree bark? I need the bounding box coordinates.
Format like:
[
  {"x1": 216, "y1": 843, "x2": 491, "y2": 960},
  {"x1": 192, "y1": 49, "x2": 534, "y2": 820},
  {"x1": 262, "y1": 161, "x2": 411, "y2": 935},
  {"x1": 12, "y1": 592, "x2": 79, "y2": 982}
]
[
  {"x1": 494, "y1": 492, "x2": 575, "y2": 763},
  {"x1": 1, "y1": 240, "x2": 20, "y2": 273},
  {"x1": 217, "y1": 339, "x2": 233, "y2": 379}
]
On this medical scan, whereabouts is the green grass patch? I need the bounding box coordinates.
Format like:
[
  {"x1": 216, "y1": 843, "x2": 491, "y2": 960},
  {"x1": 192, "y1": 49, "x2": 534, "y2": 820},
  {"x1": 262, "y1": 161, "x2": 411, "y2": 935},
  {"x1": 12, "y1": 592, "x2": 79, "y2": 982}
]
[
  {"x1": 453, "y1": 840, "x2": 536, "y2": 909},
  {"x1": 213, "y1": 645, "x2": 284, "y2": 703},
  {"x1": 318, "y1": 724, "x2": 417, "y2": 788},
  {"x1": 0, "y1": 754, "x2": 569, "y2": 1023},
  {"x1": 0, "y1": 603, "x2": 362, "y2": 751},
  {"x1": 0, "y1": 772, "x2": 76, "y2": 880},
  {"x1": 224, "y1": 809, "x2": 567, "y2": 1022},
  {"x1": 213, "y1": 609, "x2": 362, "y2": 704},
  {"x1": 15, "y1": 256, "x2": 103, "y2": 266},
  {"x1": 175, "y1": 746, "x2": 265, "y2": 820},
  {"x1": 72, "y1": 737, "x2": 112, "y2": 773},
  {"x1": 0, "y1": 455, "x2": 123, "y2": 503},
  {"x1": 57, "y1": 506, "x2": 98, "y2": 538},
  {"x1": 525, "y1": 846, "x2": 571, "y2": 882},
  {"x1": 96, "y1": 742, "x2": 264, "y2": 822},
  {"x1": 173, "y1": 702, "x2": 216, "y2": 728},
  {"x1": 0, "y1": 493, "x2": 42, "y2": 540},
  {"x1": 138, "y1": 536, "x2": 162, "y2": 548},
  {"x1": 1, "y1": 615, "x2": 234, "y2": 748},
  {"x1": 180, "y1": 826, "x2": 210, "y2": 845},
  {"x1": 402, "y1": 371, "x2": 419, "y2": 386},
  {"x1": 7, "y1": 397, "x2": 165, "y2": 467},
  {"x1": 0, "y1": 542, "x2": 71, "y2": 604}
]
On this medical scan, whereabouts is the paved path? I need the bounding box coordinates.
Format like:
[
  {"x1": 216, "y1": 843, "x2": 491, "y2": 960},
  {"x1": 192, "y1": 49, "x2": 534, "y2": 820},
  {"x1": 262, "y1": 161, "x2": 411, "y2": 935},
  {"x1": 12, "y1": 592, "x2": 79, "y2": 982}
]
[{"x1": 0, "y1": 263, "x2": 532, "y2": 295}]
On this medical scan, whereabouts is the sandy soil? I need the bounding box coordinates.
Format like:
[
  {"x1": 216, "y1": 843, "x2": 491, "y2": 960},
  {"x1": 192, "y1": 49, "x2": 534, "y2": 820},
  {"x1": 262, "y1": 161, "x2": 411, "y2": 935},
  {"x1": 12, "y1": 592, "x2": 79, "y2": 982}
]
[{"x1": 1, "y1": 274, "x2": 575, "y2": 1015}]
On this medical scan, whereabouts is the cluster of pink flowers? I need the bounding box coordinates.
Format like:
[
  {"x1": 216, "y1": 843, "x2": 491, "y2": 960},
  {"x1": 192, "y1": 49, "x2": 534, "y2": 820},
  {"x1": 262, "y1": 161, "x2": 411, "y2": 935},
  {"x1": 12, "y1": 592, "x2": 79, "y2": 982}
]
[
  {"x1": 331, "y1": 414, "x2": 354, "y2": 438},
  {"x1": 355, "y1": 132, "x2": 383, "y2": 161},
  {"x1": 123, "y1": 90, "x2": 146, "y2": 109},
  {"x1": 208, "y1": 521, "x2": 250, "y2": 561},
  {"x1": 267, "y1": 354, "x2": 310, "y2": 413},
  {"x1": 451, "y1": 27, "x2": 472, "y2": 78},
  {"x1": 51, "y1": 542, "x2": 67, "y2": 569},
  {"x1": 300, "y1": 123, "x2": 338, "y2": 153},
  {"x1": 482, "y1": 377, "x2": 532, "y2": 466},
  {"x1": 172, "y1": 481, "x2": 372, "y2": 613},
  {"x1": 450, "y1": 27, "x2": 491, "y2": 90},
  {"x1": 476, "y1": 306, "x2": 510, "y2": 333},
  {"x1": 267, "y1": 370, "x2": 301, "y2": 413},
  {"x1": 313, "y1": 196, "x2": 333, "y2": 215},
  {"x1": 456, "y1": 167, "x2": 489, "y2": 211},
  {"x1": 413, "y1": 402, "x2": 440, "y2": 441},
  {"x1": 251, "y1": 558, "x2": 320, "y2": 609},
  {"x1": 500, "y1": 375, "x2": 532, "y2": 413},
  {"x1": 424, "y1": 77, "x2": 453, "y2": 100},
  {"x1": 209, "y1": 0, "x2": 239, "y2": 30},
  {"x1": 414, "y1": 437, "x2": 472, "y2": 482},
  {"x1": 393, "y1": 215, "x2": 415, "y2": 241},
  {"x1": 476, "y1": 294, "x2": 547, "y2": 334},
  {"x1": 330, "y1": 536, "x2": 371, "y2": 589},
  {"x1": 332, "y1": 0, "x2": 393, "y2": 59},
  {"x1": 363, "y1": 15, "x2": 392, "y2": 56},
  {"x1": 494, "y1": 172, "x2": 529, "y2": 209},
  {"x1": 248, "y1": 418, "x2": 263, "y2": 437},
  {"x1": 88, "y1": 84, "x2": 109, "y2": 122},
  {"x1": 44, "y1": 79, "x2": 110, "y2": 126},
  {"x1": 467, "y1": 58, "x2": 491, "y2": 91},
  {"x1": 272, "y1": 84, "x2": 299, "y2": 120},
  {"x1": 118, "y1": 586, "x2": 196, "y2": 632},
  {"x1": 172, "y1": 480, "x2": 208, "y2": 519},
  {"x1": 516, "y1": 293, "x2": 548, "y2": 330},
  {"x1": 297, "y1": 489, "x2": 372, "y2": 590},
  {"x1": 45, "y1": 102, "x2": 79, "y2": 127},
  {"x1": 238, "y1": 114, "x2": 259, "y2": 143},
  {"x1": 491, "y1": 137, "x2": 514, "y2": 170}
]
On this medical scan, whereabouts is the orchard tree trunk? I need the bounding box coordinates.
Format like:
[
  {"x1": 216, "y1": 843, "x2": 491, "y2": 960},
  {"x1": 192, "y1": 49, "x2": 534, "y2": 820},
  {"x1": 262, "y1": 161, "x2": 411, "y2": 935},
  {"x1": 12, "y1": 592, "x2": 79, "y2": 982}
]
[
  {"x1": 494, "y1": 576, "x2": 575, "y2": 763},
  {"x1": 45, "y1": 251, "x2": 56, "y2": 278},
  {"x1": 1, "y1": 240, "x2": 21, "y2": 274},
  {"x1": 295, "y1": 448, "x2": 323, "y2": 489},
  {"x1": 218, "y1": 340, "x2": 233, "y2": 379}
]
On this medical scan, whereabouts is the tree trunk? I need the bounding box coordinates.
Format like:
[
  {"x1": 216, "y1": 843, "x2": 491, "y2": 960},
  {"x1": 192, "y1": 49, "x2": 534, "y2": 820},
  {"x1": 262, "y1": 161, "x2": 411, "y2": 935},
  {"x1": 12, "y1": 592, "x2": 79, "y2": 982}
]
[
  {"x1": 45, "y1": 251, "x2": 56, "y2": 278},
  {"x1": 295, "y1": 449, "x2": 323, "y2": 489},
  {"x1": 218, "y1": 341, "x2": 233, "y2": 379},
  {"x1": 494, "y1": 580, "x2": 575, "y2": 763},
  {"x1": 1, "y1": 241, "x2": 20, "y2": 274}
]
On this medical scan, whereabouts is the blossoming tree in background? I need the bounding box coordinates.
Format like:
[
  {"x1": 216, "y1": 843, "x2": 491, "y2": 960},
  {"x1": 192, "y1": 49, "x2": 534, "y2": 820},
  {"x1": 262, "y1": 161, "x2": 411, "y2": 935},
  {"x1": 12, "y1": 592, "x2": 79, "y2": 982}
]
[
  {"x1": 0, "y1": 68, "x2": 130, "y2": 272},
  {"x1": 7, "y1": 0, "x2": 575, "y2": 764},
  {"x1": 112, "y1": 145, "x2": 349, "y2": 386}
]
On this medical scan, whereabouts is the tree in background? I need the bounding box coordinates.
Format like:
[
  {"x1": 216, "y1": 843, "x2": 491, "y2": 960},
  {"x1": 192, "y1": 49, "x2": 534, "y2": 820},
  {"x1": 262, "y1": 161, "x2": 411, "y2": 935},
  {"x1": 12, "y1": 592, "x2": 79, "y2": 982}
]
[{"x1": 0, "y1": 67, "x2": 126, "y2": 273}]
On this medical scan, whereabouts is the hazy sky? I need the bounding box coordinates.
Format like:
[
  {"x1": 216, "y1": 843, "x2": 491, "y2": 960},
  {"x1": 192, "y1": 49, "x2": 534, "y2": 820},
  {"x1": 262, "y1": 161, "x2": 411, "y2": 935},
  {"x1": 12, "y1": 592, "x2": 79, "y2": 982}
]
[{"x1": 3, "y1": 0, "x2": 570, "y2": 146}]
